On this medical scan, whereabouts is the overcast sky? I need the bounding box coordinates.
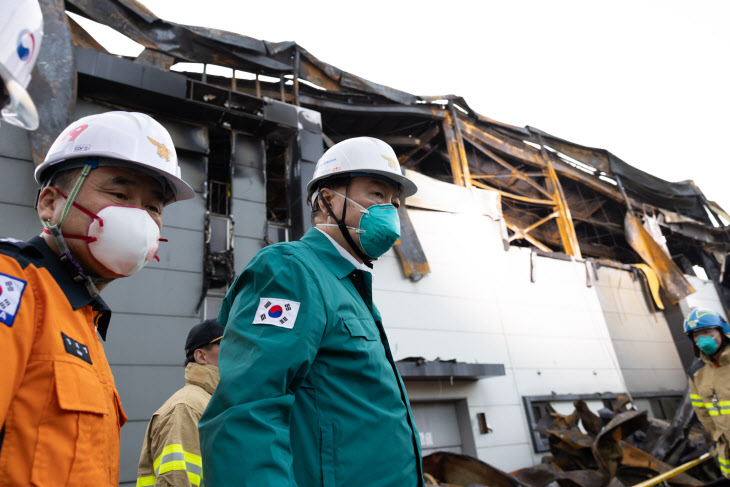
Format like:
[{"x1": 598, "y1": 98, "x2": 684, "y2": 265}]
[{"x1": 77, "y1": 0, "x2": 730, "y2": 216}]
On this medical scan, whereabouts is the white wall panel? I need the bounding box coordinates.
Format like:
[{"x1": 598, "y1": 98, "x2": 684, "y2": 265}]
[
  {"x1": 477, "y1": 443, "x2": 536, "y2": 473},
  {"x1": 593, "y1": 266, "x2": 686, "y2": 393},
  {"x1": 512, "y1": 368, "x2": 624, "y2": 397},
  {"x1": 386, "y1": 328, "x2": 511, "y2": 366},
  {"x1": 470, "y1": 404, "x2": 531, "y2": 449},
  {"x1": 684, "y1": 276, "x2": 728, "y2": 320},
  {"x1": 375, "y1": 290, "x2": 503, "y2": 335}
]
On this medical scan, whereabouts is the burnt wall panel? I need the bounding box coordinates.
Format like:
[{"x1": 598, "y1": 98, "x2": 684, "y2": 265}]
[
  {"x1": 233, "y1": 235, "x2": 266, "y2": 274},
  {"x1": 176, "y1": 153, "x2": 208, "y2": 194},
  {"x1": 231, "y1": 199, "x2": 267, "y2": 239},
  {"x1": 232, "y1": 163, "x2": 266, "y2": 203},
  {"x1": 233, "y1": 133, "x2": 265, "y2": 170},
  {"x1": 230, "y1": 133, "x2": 267, "y2": 270}
]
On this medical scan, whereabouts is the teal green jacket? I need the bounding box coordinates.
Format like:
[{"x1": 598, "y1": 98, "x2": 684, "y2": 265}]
[{"x1": 199, "y1": 228, "x2": 423, "y2": 487}]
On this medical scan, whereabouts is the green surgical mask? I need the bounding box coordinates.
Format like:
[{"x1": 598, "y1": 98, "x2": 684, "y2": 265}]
[
  {"x1": 697, "y1": 336, "x2": 719, "y2": 355},
  {"x1": 316, "y1": 190, "x2": 401, "y2": 259}
]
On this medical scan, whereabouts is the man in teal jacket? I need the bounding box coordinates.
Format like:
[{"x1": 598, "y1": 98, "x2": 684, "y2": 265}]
[{"x1": 199, "y1": 137, "x2": 423, "y2": 486}]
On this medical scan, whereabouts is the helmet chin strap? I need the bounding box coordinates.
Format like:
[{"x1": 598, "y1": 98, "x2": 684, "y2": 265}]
[
  {"x1": 39, "y1": 160, "x2": 101, "y2": 297},
  {"x1": 318, "y1": 181, "x2": 373, "y2": 269}
]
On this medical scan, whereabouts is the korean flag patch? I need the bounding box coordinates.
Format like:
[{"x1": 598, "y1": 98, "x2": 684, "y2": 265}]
[
  {"x1": 0, "y1": 272, "x2": 27, "y2": 327},
  {"x1": 253, "y1": 297, "x2": 301, "y2": 329}
]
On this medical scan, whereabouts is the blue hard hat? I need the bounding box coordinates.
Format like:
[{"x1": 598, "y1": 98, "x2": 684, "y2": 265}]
[{"x1": 683, "y1": 309, "x2": 730, "y2": 337}]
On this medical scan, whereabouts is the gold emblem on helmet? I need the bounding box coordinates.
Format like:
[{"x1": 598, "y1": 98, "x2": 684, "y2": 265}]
[
  {"x1": 147, "y1": 136, "x2": 171, "y2": 162},
  {"x1": 380, "y1": 154, "x2": 397, "y2": 169}
]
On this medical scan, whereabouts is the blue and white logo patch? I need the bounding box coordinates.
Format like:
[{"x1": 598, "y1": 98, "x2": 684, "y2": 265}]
[
  {"x1": 253, "y1": 297, "x2": 301, "y2": 329},
  {"x1": 0, "y1": 273, "x2": 27, "y2": 327}
]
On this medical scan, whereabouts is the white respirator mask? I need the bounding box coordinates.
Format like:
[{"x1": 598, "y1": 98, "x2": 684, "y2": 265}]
[
  {"x1": 85, "y1": 205, "x2": 161, "y2": 276},
  {"x1": 46, "y1": 189, "x2": 163, "y2": 277}
]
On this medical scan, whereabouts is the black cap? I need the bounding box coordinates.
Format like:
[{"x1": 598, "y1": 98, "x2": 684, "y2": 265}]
[{"x1": 185, "y1": 319, "x2": 224, "y2": 358}]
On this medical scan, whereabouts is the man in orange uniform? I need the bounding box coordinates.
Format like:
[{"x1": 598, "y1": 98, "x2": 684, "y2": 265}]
[{"x1": 0, "y1": 110, "x2": 193, "y2": 486}]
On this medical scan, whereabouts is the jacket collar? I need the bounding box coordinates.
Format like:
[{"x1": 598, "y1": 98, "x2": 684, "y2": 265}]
[
  {"x1": 300, "y1": 227, "x2": 356, "y2": 280},
  {"x1": 185, "y1": 363, "x2": 220, "y2": 395},
  {"x1": 700, "y1": 341, "x2": 730, "y2": 367},
  {"x1": 27, "y1": 236, "x2": 112, "y2": 340}
]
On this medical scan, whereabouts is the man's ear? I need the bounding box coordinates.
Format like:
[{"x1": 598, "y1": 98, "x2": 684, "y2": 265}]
[
  {"x1": 37, "y1": 186, "x2": 62, "y2": 223},
  {"x1": 193, "y1": 348, "x2": 207, "y2": 365},
  {"x1": 317, "y1": 188, "x2": 335, "y2": 214}
]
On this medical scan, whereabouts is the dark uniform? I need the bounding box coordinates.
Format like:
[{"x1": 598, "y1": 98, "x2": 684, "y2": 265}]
[{"x1": 0, "y1": 236, "x2": 126, "y2": 486}]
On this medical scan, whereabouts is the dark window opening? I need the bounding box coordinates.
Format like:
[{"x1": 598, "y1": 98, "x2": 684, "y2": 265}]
[
  {"x1": 208, "y1": 128, "x2": 232, "y2": 215},
  {"x1": 196, "y1": 128, "x2": 235, "y2": 313}
]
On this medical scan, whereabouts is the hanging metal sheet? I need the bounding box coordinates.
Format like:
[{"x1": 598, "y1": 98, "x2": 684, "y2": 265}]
[
  {"x1": 625, "y1": 212, "x2": 696, "y2": 304},
  {"x1": 393, "y1": 206, "x2": 430, "y2": 282}
]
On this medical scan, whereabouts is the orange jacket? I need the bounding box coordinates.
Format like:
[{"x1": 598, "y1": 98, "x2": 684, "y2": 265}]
[{"x1": 0, "y1": 237, "x2": 127, "y2": 486}]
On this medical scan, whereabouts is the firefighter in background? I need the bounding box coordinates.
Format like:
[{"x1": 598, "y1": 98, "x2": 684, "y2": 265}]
[
  {"x1": 0, "y1": 111, "x2": 194, "y2": 485},
  {"x1": 685, "y1": 308, "x2": 730, "y2": 478},
  {"x1": 136, "y1": 320, "x2": 224, "y2": 487},
  {"x1": 200, "y1": 137, "x2": 424, "y2": 487},
  {"x1": 0, "y1": 0, "x2": 43, "y2": 130}
]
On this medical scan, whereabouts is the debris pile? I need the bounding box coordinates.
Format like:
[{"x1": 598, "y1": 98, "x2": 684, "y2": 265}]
[{"x1": 424, "y1": 394, "x2": 717, "y2": 487}]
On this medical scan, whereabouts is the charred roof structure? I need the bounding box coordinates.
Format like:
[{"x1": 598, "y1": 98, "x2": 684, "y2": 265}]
[{"x1": 32, "y1": 0, "x2": 730, "y2": 311}]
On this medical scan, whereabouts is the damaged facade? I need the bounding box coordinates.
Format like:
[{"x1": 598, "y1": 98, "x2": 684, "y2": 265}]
[{"x1": 1, "y1": 0, "x2": 729, "y2": 484}]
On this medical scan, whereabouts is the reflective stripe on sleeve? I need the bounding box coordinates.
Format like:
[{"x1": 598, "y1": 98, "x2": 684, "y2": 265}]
[
  {"x1": 720, "y1": 455, "x2": 730, "y2": 475},
  {"x1": 136, "y1": 475, "x2": 156, "y2": 487},
  {"x1": 690, "y1": 394, "x2": 703, "y2": 407},
  {"x1": 153, "y1": 444, "x2": 203, "y2": 487},
  {"x1": 720, "y1": 459, "x2": 730, "y2": 475}
]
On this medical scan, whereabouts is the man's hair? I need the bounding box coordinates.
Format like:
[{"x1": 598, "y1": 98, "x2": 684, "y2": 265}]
[
  {"x1": 184, "y1": 342, "x2": 219, "y2": 367},
  {"x1": 307, "y1": 175, "x2": 350, "y2": 225},
  {"x1": 46, "y1": 167, "x2": 82, "y2": 193}
]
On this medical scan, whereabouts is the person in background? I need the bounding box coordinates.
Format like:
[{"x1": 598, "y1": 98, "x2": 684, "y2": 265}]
[
  {"x1": 685, "y1": 308, "x2": 730, "y2": 479},
  {"x1": 136, "y1": 319, "x2": 224, "y2": 487}
]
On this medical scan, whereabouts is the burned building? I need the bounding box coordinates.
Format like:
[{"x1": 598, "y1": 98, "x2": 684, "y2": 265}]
[{"x1": 1, "y1": 0, "x2": 729, "y2": 484}]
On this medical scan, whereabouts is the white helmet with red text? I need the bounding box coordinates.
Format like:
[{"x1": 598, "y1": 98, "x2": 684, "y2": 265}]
[
  {"x1": 307, "y1": 137, "x2": 417, "y2": 197},
  {"x1": 0, "y1": 0, "x2": 44, "y2": 130},
  {"x1": 35, "y1": 111, "x2": 194, "y2": 203}
]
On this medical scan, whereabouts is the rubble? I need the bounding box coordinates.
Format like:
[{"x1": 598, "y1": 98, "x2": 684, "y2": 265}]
[{"x1": 424, "y1": 395, "x2": 718, "y2": 487}]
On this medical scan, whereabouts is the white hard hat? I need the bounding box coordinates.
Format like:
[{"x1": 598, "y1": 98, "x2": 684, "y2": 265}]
[
  {"x1": 307, "y1": 137, "x2": 417, "y2": 198},
  {"x1": 35, "y1": 111, "x2": 195, "y2": 203},
  {"x1": 0, "y1": 0, "x2": 43, "y2": 130}
]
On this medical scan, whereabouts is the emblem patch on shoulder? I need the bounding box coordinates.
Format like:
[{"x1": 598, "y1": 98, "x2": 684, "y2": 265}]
[
  {"x1": 252, "y1": 297, "x2": 301, "y2": 329},
  {"x1": 61, "y1": 332, "x2": 93, "y2": 364},
  {"x1": 0, "y1": 273, "x2": 27, "y2": 327}
]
